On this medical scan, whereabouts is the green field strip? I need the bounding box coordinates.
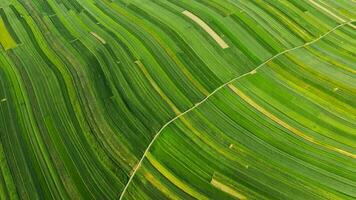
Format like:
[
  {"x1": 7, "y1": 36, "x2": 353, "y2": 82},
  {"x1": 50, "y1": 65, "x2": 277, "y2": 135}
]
[
  {"x1": 319, "y1": 0, "x2": 356, "y2": 20},
  {"x1": 307, "y1": 0, "x2": 355, "y2": 26},
  {"x1": 210, "y1": 174, "x2": 248, "y2": 200},
  {"x1": 181, "y1": 10, "x2": 230, "y2": 49}
]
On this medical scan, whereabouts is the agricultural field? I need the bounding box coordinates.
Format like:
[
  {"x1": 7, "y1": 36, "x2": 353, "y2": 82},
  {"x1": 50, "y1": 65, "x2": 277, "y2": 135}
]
[{"x1": 0, "y1": 0, "x2": 355, "y2": 199}]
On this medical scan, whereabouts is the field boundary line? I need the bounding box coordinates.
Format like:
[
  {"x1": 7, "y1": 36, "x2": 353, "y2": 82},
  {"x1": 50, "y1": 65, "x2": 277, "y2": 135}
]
[{"x1": 118, "y1": 21, "x2": 352, "y2": 199}]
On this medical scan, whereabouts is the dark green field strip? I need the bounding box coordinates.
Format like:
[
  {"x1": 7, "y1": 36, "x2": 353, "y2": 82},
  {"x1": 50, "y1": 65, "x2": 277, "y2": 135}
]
[
  {"x1": 0, "y1": 0, "x2": 355, "y2": 199},
  {"x1": 123, "y1": 23, "x2": 356, "y2": 199}
]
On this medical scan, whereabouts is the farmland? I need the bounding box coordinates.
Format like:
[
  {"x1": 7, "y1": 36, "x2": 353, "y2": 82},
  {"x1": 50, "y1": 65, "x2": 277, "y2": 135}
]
[{"x1": 0, "y1": 0, "x2": 355, "y2": 199}]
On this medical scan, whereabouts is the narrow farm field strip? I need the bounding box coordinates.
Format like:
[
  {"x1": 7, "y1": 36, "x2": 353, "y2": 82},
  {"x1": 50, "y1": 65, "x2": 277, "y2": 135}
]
[
  {"x1": 182, "y1": 10, "x2": 229, "y2": 49},
  {"x1": 210, "y1": 178, "x2": 247, "y2": 200},
  {"x1": 0, "y1": 17, "x2": 17, "y2": 50},
  {"x1": 307, "y1": 0, "x2": 356, "y2": 30},
  {"x1": 90, "y1": 32, "x2": 106, "y2": 44},
  {"x1": 308, "y1": 0, "x2": 347, "y2": 22},
  {"x1": 134, "y1": 60, "x2": 181, "y2": 115},
  {"x1": 146, "y1": 153, "x2": 209, "y2": 200}
]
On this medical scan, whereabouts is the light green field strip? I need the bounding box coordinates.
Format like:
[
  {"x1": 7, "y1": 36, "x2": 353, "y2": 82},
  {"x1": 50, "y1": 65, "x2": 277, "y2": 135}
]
[
  {"x1": 90, "y1": 32, "x2": 106, "y2": 44},
  {"x1": 210, "y1": 177, "x2": 247, "y2": 200},
  {"x1": 307, "y1": 0, "x2": 356, "y2": 29},
  {"x1": 134, "y1": 60, "x2": 181, "y2": 115},
  {"x1": 308, "y1": 0, "x2": 347, "y2": 22},
  {"x1": 146, "y1": 152, "x2": 209, "y2": 200},
  {"x1": 0, "y1": 0, "x2": 355, "y2": 199},
  {"x1": 182, "y1": 10, "x2": 229, "y2": 49}
]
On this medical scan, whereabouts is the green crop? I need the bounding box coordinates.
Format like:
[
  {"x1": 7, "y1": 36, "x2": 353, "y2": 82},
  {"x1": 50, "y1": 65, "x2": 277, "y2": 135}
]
[{"x1": 0, "y1": 0, "x2": 355, "y2": 199}]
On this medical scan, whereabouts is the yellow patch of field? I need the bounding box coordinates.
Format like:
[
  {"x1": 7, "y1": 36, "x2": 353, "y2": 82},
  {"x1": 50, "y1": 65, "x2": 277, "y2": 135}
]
[
  {"x1": 307, "y1": 0, "x2": 356, "y2": 29},
  {"x1": 0, "y1": 17, "x2": 16, "y2": 50},
  {"x1": 146, "y1": 152, "x2": 209, "y2": 200},
  {"x1": 182, "y1": 10, "x2": 229, "y2": 49},
  {"x1": 143, "y1": 170, "x2": 181, "y2": 200},
  {"x1": 210, "y1": 178, "x2": 247, "y2": 200},
  {"x1": 90, "y1": 32, "x2": 106, "y2": 44},
  {"x1": 308, "y1": 0, "x2": 346, "y2": 23}
]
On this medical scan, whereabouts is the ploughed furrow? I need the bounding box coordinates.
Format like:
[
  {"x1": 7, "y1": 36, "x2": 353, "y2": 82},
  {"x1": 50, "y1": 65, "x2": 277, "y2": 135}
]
[{"x1": 0, "y1": 0, "x2": 355, "y2": 199}]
